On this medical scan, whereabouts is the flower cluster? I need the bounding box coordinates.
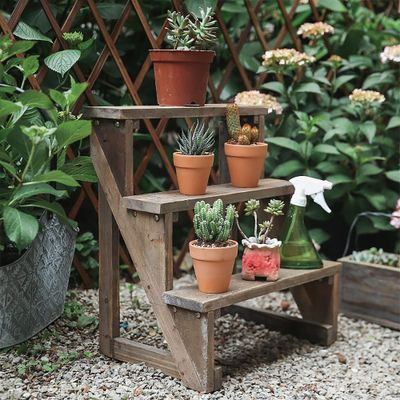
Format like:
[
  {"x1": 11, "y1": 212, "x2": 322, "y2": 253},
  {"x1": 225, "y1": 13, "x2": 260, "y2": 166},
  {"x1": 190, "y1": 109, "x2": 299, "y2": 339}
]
[
  {"x1": 380, "y1": 45, "x2": 400, "y2": 63},
  {"x1": 234, "y1": 90, "x2": 283, "y2": 114},
  {"x1": 349, "y1": 89, "x2": 385, "y2": 105},
  {"x1": 262, "y1": 48, "x2": 316, "y2": 69},
  {"x1": 390, "y1": 199, "x2": 400, "y2": 230},
  {"x1": 297, "y1": 22, "x2": 334, "y2": 39}
]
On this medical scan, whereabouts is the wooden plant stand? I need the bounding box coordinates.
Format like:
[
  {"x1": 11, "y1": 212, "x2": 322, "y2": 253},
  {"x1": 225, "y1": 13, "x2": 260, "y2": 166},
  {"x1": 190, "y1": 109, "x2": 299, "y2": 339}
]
[{"x1": 86, "y1": 105, "x2": 342, "y2": 393}]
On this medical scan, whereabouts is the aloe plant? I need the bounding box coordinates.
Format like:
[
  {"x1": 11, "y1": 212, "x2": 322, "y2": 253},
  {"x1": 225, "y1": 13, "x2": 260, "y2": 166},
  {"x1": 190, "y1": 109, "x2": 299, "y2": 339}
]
[{"x1": 176, "y1": 120, "x2": 215, "y2": 155}]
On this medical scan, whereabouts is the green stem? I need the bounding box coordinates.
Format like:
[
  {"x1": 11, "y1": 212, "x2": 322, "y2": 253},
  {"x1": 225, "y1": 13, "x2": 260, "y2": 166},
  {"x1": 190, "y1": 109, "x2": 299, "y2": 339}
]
[
  {"x1": 235, "y1": 217, "x2": 248, "y2": 241},
  {"x1": 263, "y1": 215, "x2": 275, "y2": 243},
  {"x1": 253, "y1": 211, "x2": 258, "y2": 238},
  {"x1": 20, "y1": 143, "x2": 36, "y2": 182}
]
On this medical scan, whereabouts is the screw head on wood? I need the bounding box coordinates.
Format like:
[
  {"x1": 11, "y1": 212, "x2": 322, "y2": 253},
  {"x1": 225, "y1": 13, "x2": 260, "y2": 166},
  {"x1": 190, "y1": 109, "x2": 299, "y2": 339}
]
[
  {"x1": 172, "y1": 307, "x2": 177, "y2": 313},
  {"x1": 154, "y1": 214, "x2": 160, "y2": 222},
  {"x1": 133, "y1": 211, "x2": 137, "y2": 217},
  {"x1": 94, "y1": 120, "x2": 100, "y2": 126},
  {"x1": 195, "y1": 312, "x2": 201, "y2": 319},
  {"x1": 115, "y1": 121, "x2": 120, "y2": 128}
]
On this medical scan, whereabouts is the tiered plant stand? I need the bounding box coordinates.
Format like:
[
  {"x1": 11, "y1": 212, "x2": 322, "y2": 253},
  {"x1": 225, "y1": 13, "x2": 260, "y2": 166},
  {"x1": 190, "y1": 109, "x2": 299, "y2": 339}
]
[{"x1": 86, "y1": 105, "x2": 342, "y2": 393}]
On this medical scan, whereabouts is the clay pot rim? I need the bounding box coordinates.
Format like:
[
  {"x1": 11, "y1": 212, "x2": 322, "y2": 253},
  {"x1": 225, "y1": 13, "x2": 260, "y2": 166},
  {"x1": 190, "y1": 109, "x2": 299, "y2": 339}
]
[
  {"x1": 173, "y1": 151, "x2": 214, "y2": 158},
  {"x1": 149, "y1": 49, "x2": 216, "y2": 54},
  {"x1": 224, "y1": 142, "x2": 268, "y2": 148},
  {"x1": 189, "y1": 239, "x2": 238, "y2": 250}
]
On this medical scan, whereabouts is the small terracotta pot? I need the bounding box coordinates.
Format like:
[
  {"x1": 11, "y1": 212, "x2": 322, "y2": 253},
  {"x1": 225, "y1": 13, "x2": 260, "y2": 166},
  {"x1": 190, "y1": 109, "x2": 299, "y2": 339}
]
[
  {"x1": 224, "y1": 142, "x2": 268, "y2": 188},
  {"x1": 149, "y1": 50, "x2": 215, "y2": 106},
  {"x1": 173, "y1": 152, "x2": 214, "y2": 195},
  {"x1": 189, "y1": 240, "x2": 238, "y2": 294},
  {"x1": 241, "y1": 246, "x2": 280, "y2": 281}
]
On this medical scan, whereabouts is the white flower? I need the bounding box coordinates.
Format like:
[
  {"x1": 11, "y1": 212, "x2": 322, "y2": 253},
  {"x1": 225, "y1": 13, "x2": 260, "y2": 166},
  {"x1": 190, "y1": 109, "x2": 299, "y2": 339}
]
[
  {"x1": 234, "y1": 91, "x2": 283, "y2": 114},
  {"x1": 297, "y1": 22, "x2": 335, "y2": 39},
  {"x1": 349, "y1": 89, "x2": 385, "y2": 105},
  {"x1": 380, "y1": 45, "x2": 400, "y2": 63},
  {"x1": 262, "y1": 48, "x2": 315, "y2": 69}
]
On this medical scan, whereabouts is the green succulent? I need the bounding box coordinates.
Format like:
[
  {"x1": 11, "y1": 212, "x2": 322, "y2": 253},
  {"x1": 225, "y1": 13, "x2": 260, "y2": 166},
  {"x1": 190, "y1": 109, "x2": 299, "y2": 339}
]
[
  {"x1": 351, "y1": 247, "x2": 399, "y2": 267},
  {"x1": 264, "y1": 199, "x2": 285, "y2": 216},
  {"x1": 244, "y1": 199, "x2": 260, "y2": 216},
  {"x1": 176, "y1": 120, "x2": 215, "y2": 155},
  {"x1": 193, "y1": 199, "x2": 235, "y2": 245}
]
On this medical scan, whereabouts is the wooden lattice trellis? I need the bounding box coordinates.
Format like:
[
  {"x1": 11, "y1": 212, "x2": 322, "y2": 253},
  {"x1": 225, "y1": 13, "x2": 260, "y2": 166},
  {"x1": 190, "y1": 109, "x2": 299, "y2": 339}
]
[{"x1": 0, "y1": 0, "x2": 374, "y2": 287}]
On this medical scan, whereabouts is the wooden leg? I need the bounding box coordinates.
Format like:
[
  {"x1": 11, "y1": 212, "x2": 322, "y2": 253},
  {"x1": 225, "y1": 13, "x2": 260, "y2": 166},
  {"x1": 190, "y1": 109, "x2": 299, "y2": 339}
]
[
  {"x1": 98, "y1": 187, "x2": 120, "y2": 357},
  {"x1": 290, "y1": 273, "x2": 340, "y2": 345},
  {"x1": 172, "y1": 308, "x2": 221, "y2": 393}
]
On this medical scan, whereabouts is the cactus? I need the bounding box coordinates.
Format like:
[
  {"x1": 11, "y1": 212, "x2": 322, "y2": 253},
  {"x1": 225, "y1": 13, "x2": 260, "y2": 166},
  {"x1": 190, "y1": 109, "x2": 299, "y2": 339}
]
[
  {"x1": 193, "y1": 199, "x2": 235, "y2": 245},
  {"x1": 176, "y1": 120, "x2": 215, "y2": 155},
  {"x1": 237, "y1": 134, "x2": 250, "y2": 145},
  {"x1": 226, "y1": 104, "x2": 241, "y2": 141},
  {"x1": 250, "y1": 126, "x2": 259, "y2": 142}
]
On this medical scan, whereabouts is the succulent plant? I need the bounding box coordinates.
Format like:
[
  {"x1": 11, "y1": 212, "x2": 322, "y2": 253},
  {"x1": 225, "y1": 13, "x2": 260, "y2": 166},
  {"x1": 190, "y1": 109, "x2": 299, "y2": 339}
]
[
  {"x1": 176, "y1": 120, "x2": 215, "y2": 155},
  {"x1": 226, "y1": 104, "x2": 260, "y2": 145},
  {"x1": 166, "y1": 7, "x2": 217, "y2": 51},
  {"x1": 193, "y1": 199, "x2": 235, "y2": 245},
  {"x1": 235, "y1": 198, "x2": 285, "y2": 244},
  {"x1": 351, "y1": 247, "x2": 399, "y2": 268}
]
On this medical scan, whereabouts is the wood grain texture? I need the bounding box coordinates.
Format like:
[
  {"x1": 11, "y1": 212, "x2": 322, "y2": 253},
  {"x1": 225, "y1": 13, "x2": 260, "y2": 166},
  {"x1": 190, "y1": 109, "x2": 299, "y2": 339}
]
[
  {"x1": 339, "y1": 256, "x2": 400, "y2": 330},
  {"x1": 113, "y1": 338, "x2": 179, "y2": 378},
  {"x1": 162, "y1": 261, "x2": 341, "y2": 312},
  {"x1": 84, "y1": 104, "x2": 279, "y2": 120},
  {"x1": 122, "y1": 179, "x2": 294, "y2": 214},
  {"x1": 225, "y1": 305, "x2": 335, "y2": 345}
]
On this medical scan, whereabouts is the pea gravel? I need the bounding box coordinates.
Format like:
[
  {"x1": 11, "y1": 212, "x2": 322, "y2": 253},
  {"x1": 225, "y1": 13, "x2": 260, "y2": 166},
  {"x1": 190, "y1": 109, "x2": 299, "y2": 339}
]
[{"x1": 1, "y1": 277, "x2": 399, "y2": 400}]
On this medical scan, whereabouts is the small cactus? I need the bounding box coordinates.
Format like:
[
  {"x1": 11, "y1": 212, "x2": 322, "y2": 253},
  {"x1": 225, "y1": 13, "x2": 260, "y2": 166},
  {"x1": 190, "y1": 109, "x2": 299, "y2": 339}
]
[
  {"x1": 193, "y1": 199, "x2": 235, "y2": 245},
  {"x1": 226, "y1": 104, "x2": 241, "y2": 141},
  {"x1": 238, "y1": 134, "x2": 250, "y2": 145},
  {"x1": 250, "y1": 126, "x2": 259, "y2": 142}
]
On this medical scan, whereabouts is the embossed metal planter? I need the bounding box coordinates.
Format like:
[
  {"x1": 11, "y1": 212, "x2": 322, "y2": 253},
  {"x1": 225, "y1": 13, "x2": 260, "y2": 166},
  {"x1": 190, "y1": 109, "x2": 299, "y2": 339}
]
[{"x1": 0, "y1": 214, "x2": 77, "y2": 348}]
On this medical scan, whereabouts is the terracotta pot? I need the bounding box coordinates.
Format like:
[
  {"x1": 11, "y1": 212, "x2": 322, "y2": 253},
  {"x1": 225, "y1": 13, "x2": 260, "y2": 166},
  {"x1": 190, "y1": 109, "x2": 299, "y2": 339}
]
[
  {"x1": 149, "y1": 50, "x2": 215, "y2": 106},
  {"x1": 241, "y1": 246, "x2": 280, "y2": 281},
  {"x1": 224, "y1": 142, "x2": 268, "y2": 188},
  {"x1": 189, "y1": 240, "x2": 238, "y2": 294},
  {"x1": 173, "y1": 152, "x2": 214, "y2": 195}
]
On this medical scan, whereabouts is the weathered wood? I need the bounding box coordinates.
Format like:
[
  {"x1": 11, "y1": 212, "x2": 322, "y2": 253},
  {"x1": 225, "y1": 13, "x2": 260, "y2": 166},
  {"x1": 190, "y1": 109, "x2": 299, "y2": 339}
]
[
  {"x1": 225, "y1": 305, "x2": 335, "y2": 345},
  {"x1": 122, "y1": 178, "x2": 294, "y2": 214},
  {"x1": 172, "y1": 309, "x2": 221, "y2": 392},
  {"x1": 113, "y1": 338, "x2": 180, "y2": 378},
  {"x1": 98, "y1": 187, "x2": 120, "y2": 357},
  {"x1": 339, "y1": 256, "x2": 400, "y2": 330},
  {"x1": 85, "y1": 104, "x2": 278, "y2": 120},
  {"x1": 162, "y1": 261, "x2": 341, "y2": 313}
]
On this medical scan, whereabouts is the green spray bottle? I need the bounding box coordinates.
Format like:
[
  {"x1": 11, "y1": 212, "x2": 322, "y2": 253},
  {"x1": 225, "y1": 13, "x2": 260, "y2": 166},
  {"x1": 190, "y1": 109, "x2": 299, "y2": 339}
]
[{"x1": 280, "y1": 176, "x2": 333, "y2": 269}]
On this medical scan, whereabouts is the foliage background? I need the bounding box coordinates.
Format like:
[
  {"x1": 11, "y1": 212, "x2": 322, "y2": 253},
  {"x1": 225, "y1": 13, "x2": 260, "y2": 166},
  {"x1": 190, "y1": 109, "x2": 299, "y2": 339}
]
[{"x1": 0, "y1": 0, "x2": 398, "y2": 283}]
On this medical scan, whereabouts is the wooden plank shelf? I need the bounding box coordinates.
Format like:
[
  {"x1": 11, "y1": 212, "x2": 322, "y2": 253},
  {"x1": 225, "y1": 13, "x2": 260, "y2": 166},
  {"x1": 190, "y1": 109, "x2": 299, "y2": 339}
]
[
  {"x1": 163, "y1": 261, "x2": 341, "y2": 313},
  {"x1": 122, "y1": 178, "x2": 293, "y2": 214},
  {"x1": 85, "y1": 104, "x2": 273, "y2": 120}
]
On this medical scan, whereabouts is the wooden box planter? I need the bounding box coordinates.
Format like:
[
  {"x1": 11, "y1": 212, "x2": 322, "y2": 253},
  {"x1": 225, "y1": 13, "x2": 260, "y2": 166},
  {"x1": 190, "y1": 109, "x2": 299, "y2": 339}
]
[{"x1": 339, "y1": 256, "x2": 400, "y2": 330}]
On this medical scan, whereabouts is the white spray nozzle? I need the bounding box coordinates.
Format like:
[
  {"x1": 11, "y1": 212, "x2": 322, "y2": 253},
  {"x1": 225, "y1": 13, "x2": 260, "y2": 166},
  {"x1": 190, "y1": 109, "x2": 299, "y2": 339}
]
[{"x1": 289, "y1": 176, "x2": 333, "y2": 213}]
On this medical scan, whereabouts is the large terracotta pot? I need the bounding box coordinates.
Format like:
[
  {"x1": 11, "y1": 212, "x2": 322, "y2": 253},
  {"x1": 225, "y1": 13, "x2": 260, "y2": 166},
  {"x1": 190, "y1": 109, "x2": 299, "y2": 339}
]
[
  {"x1": 241, "y1": 245, "x2": 280, "y2": 281},
  {"x1": 189, "y1": 240, "x2": 238, "y2": 294},
  {"x1": 224, "y1": 142, "x2": 268, "y2": 188},
  {"x1": 149, "y1": 49, "x2": 215, "y2": 106},
  {"x1": 173, "y1": 152, "x2": 214, "y2": 195}
]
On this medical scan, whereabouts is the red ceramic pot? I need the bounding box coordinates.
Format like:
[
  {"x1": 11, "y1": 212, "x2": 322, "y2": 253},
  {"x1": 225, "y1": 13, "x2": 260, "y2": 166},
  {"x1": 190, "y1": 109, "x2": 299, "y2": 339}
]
[{"x1": 241, "y1": 246, "x2": 280, "y2": 281}]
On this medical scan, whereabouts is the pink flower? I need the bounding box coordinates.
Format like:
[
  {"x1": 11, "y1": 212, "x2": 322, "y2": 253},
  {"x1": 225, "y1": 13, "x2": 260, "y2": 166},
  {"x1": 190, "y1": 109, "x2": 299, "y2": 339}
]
[{"x1": 390, "y1": 199, "x2": 400, "y2": 229}]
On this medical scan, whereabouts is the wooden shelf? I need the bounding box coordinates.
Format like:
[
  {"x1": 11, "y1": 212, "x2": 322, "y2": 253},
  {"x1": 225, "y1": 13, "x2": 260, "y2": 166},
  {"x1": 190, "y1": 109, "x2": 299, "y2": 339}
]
[
  {"x1": 162, "y1": 261, "x2": 341, "y2": 313},
  {"x1": 122, "y1": 178, "x2": 293, "y2": 214},
  {"x1": 84, "y1": 104, "x2": 274, "y2": 120}
]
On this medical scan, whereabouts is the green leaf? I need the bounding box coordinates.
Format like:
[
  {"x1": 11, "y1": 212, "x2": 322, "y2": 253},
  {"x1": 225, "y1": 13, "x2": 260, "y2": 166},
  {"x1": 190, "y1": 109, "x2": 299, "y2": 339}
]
[
  {"x1": 387, "y1": 116, "x2": 400, "y2": 130},
  {"x1": 14, "y1": 21, "x2": 52, "y2": 42},
  {"x1": 386, "y1": 170, "x2": 400, "y2": 183},
  {"x1": 77, "y1": 314, "x2": 97, "y2": 328},
  {"x1": 358, "y1": 163, "x2": 383, "y2": 177},
  {"x1": 317, "y1": 0, "x2": 346, "y2": 12},
  {"x1": 265, "y1": 137, "x2": 301, "y2": 154},
  {"x1": 60, "y1": 156, "x2": 97, "y2": 182},
  {"x1": 0, "y1": 99, "x2": 21, "y2": 118},
  {"x1": 327, "y1": 174, "x2": 353, "y2": 185},
  {"x1": 33, "y1": 170, "x2": 80, "y2": 187},
  {"x1": 309, "y1": 228, "x2": 330, "y2": 245},
  {"x1": 49, "y1": 89, "x2": 67, "y2": 109},
  {"x1": 63, "y1": 81, "x2": 88, "y2": 109},
  {"x1": 261, "y1": 81, "x2": 285, "y2": 95},
  {"x1": 272, "y1": 159, "x2": 304, "y2": 178},
  {"x1": 55, "y1": 120, "x2": 92, "y2": 149},
  {"x1": 44, "y1": 50, "x2": 81, "y2": 77},
  {"x1": 332, "y1": 75, "x2": 355, "y2": 92},
  {"x1": 3, "y1": 206, "x2": 39, "y2": 251},
  {"x1": 295, "y1": 82, "x2": 321, "y2": 94},
  {"x1": 2, "y1": 41, "x2": 36, "y2": 60},
  {"x1": 362, "y1": 71, "x2": 394, "y2": 90},
  {"x1": 21, "y1": 200, "x2": 72, "y2": 227},
  {"x1": 22, "y1": 55, "x2": 39, "y2": 79},
  {"x1": 11, "y1": 183, "x2": 66, "y2": 204},
  {"x1": 361, "y1": 121, "x2": 376, "y2": 144},
  {"x1": 18, "y1": 90, "x2": 53, "y2": 110},
  {"x1": 186, "y1": 0, "x2": 217, "y2": 16},
  {"x1": 314, "y1": 144, "x2": 340, "y2": 155},
  {"x1": 0, "y1": 160, "x2": 17, "y2": 178}
]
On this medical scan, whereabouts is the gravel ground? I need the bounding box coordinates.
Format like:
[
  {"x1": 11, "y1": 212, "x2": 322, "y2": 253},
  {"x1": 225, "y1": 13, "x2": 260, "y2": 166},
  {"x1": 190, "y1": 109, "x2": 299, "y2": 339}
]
[{"x1": 1, "y1": 277, "x2": 399, "y2": 400}]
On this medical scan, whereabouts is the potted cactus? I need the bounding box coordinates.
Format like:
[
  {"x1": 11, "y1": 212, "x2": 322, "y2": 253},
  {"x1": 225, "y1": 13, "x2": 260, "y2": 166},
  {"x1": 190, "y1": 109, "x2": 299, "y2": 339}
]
[
  {"x1": 173, "y1": 120, "x2": 215, "y2": 195},
  {"x1": 224, "y1": 104, "x2": 268, "y2": 187},
  {"x1": 150, "y1": 7, "x2": 217, "y2": 106},
  {"x1": 235, "y1": 199, "x2": 285, "y2": 281},
  {"x1": 190, "y1": 199, "x2": 237, "y2": 293}
]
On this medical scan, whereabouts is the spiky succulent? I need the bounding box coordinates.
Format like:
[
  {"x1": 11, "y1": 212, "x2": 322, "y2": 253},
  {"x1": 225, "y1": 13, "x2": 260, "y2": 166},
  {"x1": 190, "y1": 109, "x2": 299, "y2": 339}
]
[
  {"x1": 235, "y1": 198, "x2": 285, "y2": 244},
  {"x1": 166, "y1": 7, "x2": 217, "y2": 50},
  {"x1": 176, "y1": 120, "x2": 215, "y2": 155},
  {"x1": 193, "y1": 199, "x2": 235, "y2": 245}
]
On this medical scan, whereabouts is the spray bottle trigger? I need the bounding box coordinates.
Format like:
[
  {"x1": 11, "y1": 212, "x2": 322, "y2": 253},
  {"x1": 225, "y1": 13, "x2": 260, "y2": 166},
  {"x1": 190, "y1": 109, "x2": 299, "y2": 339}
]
[{"x1": 311, "y1": 192, "x2": 332, "y2": 213}]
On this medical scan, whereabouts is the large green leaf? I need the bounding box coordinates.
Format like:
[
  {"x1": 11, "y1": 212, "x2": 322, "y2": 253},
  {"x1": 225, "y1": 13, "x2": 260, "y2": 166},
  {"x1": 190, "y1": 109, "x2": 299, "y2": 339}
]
[
  {"x1": 21, "y1": 200, "x2": 73, "y2": 227},
  {"x1": 33, "y1": 170, "x2": 80, "y2": 187},
  {"x1": 3, "y1": 206, "x2": 39, "y2": 251},
  {"x1": 387, "y1": 116, "x2": 400, "y2": 130},
  {"x1": 261, "y1": 81, "x2": 285, "y2": 95},
  {"x1": 295, "y1": 82, "x2": 321, "y2": 94},
  {"x1": 14, "y1": 21, "x2": 52, "y2": 42},
  {"x1": 358, "y1": 163, "x2": 383, "y2": 177},
  {"x1": 265, "y1": 137, "x2": 301, "y2": 154},
  {"x1": 22, "y1": 55, "x2": 39, "y2": 79},
  {"x1": 361, "y1": 121, "x2": 376, "y2": 144},
  {"x1": 11, "y1": 183, "x2": 66, "y2": 204},
  {"x1": 60, "y1": 156, "x2": 98, "y2": 182},
  {"x1": 318, "y1": 0, "x2": 346, "y2": 12},
  {"x1": 362, "y1": 71, "x2": 394, "y2": 90},
  {"x1": 272, "y1": 160, "x2": 304, "y2": 178},
  {"x1": 18, "y1": 90, "x2": 53, "y2": 110},
  {"x1": 314, "y1": 144, "x2": 340, "y2": 155},
  {"x1": 44, "y1": 50, "x2": 81, "y2": 77},
  {"x1": 386, "y1": 170, "x2": 400, "y2": 183},
  {"x1": 2, "y1": 41, "x2": 36, "y2": 60},
  {"x1": 0, "y1": 99, "x2": 21, "y2": 118},
  {"x1": 55, "y1": 120, "x2": 92, "y2": 149},
  {"x1": 332, "y1": 75, "x2": 355, "y2": 92}
]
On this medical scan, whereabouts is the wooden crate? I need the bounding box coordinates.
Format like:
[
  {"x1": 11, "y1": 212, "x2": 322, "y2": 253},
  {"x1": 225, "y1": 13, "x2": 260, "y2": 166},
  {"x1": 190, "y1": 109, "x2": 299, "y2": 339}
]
[{"x1": 339, "y1": 256, "x2": 400, "y2": 330}]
